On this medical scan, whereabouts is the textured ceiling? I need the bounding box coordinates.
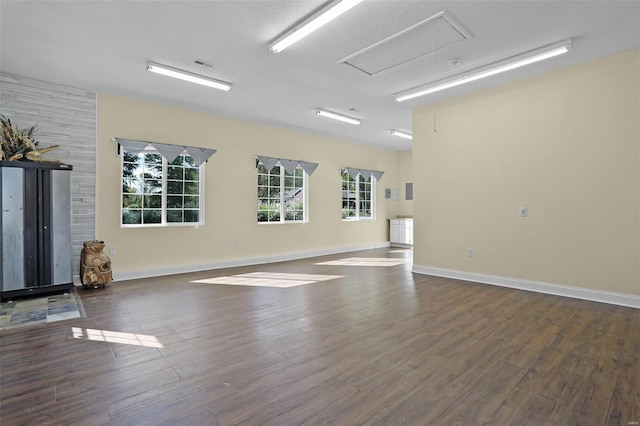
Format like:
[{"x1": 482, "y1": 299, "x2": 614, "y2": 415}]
[{"x1": 1, "y1": 0, "x2": 639, "y2": 151}]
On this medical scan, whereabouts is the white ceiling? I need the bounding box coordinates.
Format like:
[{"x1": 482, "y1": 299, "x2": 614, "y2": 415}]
[{"x1": 1, "y1": 1, "x2": 639, "y2": 151}]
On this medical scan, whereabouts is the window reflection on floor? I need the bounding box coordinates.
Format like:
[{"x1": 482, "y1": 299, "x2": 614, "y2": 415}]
[
  {"x1": 388, "y1": 248, "x2": 413, "y2": 254},
  {"x1": 190, "y1": 272, "x2": 343, "y2": 288},
  {"x1": 72, "y1": 327, "x2": 164, "y2": 348}
]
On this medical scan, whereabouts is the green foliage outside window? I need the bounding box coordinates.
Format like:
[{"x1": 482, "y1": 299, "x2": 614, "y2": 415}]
[
  {"x1": 341, "y1": 169, "x2": 373, "y2": 220},
  {"x1": 121, "y1": 151, "x2": 201, "y2": 226},
  {"x1": 257, "y1": 163, "x2": 306, "y2": 223}
]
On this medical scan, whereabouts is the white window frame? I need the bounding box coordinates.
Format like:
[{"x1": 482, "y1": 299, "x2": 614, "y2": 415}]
[
  {"x1": 121, "y1": 147, "x2": 205, "y2": 227},
  {"x1": 257, "y1": 163, "x2": 309, "y2": 224},
  {"x1": 341, "y1": 168, "x2": 375, "y2": 221}
]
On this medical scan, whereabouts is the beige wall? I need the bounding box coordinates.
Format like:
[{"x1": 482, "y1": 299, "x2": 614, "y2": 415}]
[
  {"x1": 413, "y1": 48, "x2": 640, "y2": 296},
  {"x1": 397, "y1": 150, "x2": 414, "y2": 217},
  {"x1": 96, "y1": 93, "x2": 405, "y2": 275},
  {"x1": 383, "y1": 149, "x2": 413, "y2": 218}
]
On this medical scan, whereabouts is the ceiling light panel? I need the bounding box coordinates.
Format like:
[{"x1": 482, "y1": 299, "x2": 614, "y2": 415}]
[
  {"x1": 395, "y1": 39, "x2": 572, "y2": 102},
  {"x1": 339, "y1": 11, "x2": 471, "y2": 76},
  {"x1": 390, "y1": 130, "x2": 413, "y2": 140},
  {"x1": 146, "y1": 62, "x2": 232, "y2": 91},
  {"x1": 269, "y1": 0, "x2": 364, "y2": 53},
  {"x1": 316, "y1": 108, "x2": 361, "y2": 125}
]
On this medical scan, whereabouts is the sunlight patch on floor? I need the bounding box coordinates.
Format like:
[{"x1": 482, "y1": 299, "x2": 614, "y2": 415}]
[
  {"x1": 190, "y1": 272, "x2": 343, "y2": 288},
  {"x1": 72, "y1": 327, "x2": 164, "y2": 348},
  {"x1": 315, "y1": 257, "x2": 408, "y2": 266}
]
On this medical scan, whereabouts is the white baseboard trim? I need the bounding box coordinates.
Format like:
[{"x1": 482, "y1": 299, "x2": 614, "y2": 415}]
[
  {"x1": 412, "y1": 265, "x2": 640, "y2": 309},
  {"x1": 113, "y1": 242, "x2": 391, "y2": 282}
]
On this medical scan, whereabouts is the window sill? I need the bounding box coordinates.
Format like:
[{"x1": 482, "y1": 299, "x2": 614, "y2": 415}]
[
  {"x1": 121, "y1": 222, "x2": 204, "y2": 228},
  {"x1": 257, "y1": 221, "x2": 308, "y2": 225}
]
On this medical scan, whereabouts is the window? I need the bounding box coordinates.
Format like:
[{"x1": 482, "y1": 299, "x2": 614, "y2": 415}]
[
  {"x1": 257, "y1": 163, "x2": 307, "y2": 223},
  {"x1": 121, "y1": 149, "x2": 203, "y2": 226},
  {"x1": 342, "y1": 169, "x2": 374, "y2": 220}
]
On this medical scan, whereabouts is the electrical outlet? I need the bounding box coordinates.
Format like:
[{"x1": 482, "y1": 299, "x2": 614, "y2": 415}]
[
  {"x1": 519, "y1": 207, "x2": 528, "y2": 217},
  {"x1": 467, "y1": 248, "x2": 473, "y2": 257},
  {"x1": 109, "y1": 246, "x2": 116, "y2": 255}
]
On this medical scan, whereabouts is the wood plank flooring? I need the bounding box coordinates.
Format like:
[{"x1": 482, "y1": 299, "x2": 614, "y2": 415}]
[{"x1": 1, "y1": 248, "x2": 638, "y2": 425}]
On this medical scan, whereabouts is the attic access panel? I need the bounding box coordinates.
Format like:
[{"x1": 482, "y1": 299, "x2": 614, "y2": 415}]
[{"x1": 339, "y1": 11, "x2": 471, "y2": 76}]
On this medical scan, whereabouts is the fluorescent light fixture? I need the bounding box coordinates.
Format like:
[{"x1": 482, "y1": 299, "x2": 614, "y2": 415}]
[
  {"x1": 316, "y1": 108, "x2": 361, "y2": 125},
  {"x1": 146, "y1": 62, "x2": 232, "y2": 91},
  {"x1": 390, "y1": 129, "x2": 413, "y2": 140},
  {"x1": 269, "y1": 0, "x2": 364, "y2": 53},
  {"x1": 395, "y1": 39, "x2": 572, "y2": 102}
]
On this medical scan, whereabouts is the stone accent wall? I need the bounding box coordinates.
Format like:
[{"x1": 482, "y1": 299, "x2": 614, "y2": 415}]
[{"x1": 1, "y1": 72, "x2": 97, "y2": 280}]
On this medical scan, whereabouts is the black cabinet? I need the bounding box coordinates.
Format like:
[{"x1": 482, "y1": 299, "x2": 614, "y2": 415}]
[{"x1": 1, "y1": 161, "x2": 74, "y2": 301}]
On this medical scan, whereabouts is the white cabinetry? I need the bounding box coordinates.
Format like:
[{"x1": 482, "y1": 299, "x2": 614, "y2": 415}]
[{"x1": 389, "y1": 218, "x2": 413, "y2": 246}]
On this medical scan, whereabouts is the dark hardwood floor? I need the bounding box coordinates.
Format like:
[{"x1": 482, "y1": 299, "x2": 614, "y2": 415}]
[{"x1": 1, "y1": 248, "x2": 638, "y2": 425}]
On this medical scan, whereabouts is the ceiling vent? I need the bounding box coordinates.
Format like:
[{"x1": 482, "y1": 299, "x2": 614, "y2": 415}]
[
  {"x1": 338, "y1": 11, "x2": 471, "y2": 76},
  {"x1": 194, "y1": 59, "x2": 214, "y2": 68}
]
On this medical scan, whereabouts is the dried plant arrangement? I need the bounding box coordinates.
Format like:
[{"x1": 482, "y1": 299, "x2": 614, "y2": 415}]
[{"x1": 1, "y1": 114, "x2": 59, "y2": 162}]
